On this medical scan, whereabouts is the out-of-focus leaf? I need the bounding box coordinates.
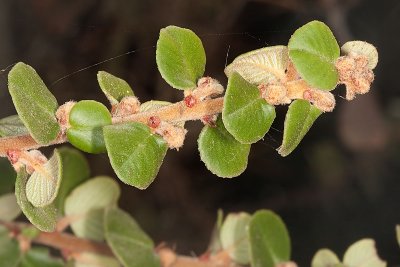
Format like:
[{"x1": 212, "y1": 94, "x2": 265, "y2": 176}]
[
  {"x1": 341, "y1": 41, "x2": 378, "y2": 70},
  {"x1": 64, "y1": 177, "x2": 120, "y2": 241},
  {"x1": 220, "y1": 212, "x2": 251, "y2": 265},
  {"x1": 0, "y1": 158, "x2": 16, "y2": 195},
  {"x1": 104, "y1": 122, "x2": 168, "y2": 189},
  {"x1": 26, "y1": 149, "x2": 62, "y2": 207},
  {"x1": 8, "y1": 62, "x2": 60, "y2": 144},
  {"x1": 104, "y1": 207, "x2": 160, "y2": 267},
  {"x1": 225, "y1": 46, "x2": 288, "y2": 85},
  {"x1": 0, "y1": 193, "x2": 21, "y2": 221},
  {"x1": 156, "y1": 26, "x2": 206, "y2": 90},
  {"x1": 248, "y1": 210, "x2": 291, "y2": 267},
  {"x1": 396, "y1": 225, "x2": 400, "y2": 248},
  {"x1": 19, "y1": 247, "x2": 64, "y2": 267},
  {"x1": 55, "y1": 147, "x2": 90, "y2": 214},
  {"x1": 0, "y1": 115, "x2": 29, "y2": 137},
  {"x1": 278, "y1": 100, "x2": 322, "y2": 157},
  {"x1": 71, "y1": 253, "x2": 120, "y2": 267},
  {"x1": 198, "y1": 117, "x2": 250, "y2": 178},
  {"x1": 288, "y1": 21, "x2": 339, "y2": 90},
  {"x1": 208, "y1": 209, "x2": 224, "y2": 254},
  {"x1": 311, "y1": 249, "x2": 341, "y2": 267},
  {"x1": 0, "y1": 225, "x2": 21, "y2": 267},
  {"x1": 15, "y1": 169, "x2": 57, "y2": 232},
  {"x1": 97, "y1": 71, "x2": 134, "y2": 106},
  {"x1": 223, "y1": 72, "x2": 275, "y2": 144},
  {"x1": 343, "y1": 239, "x2": 386, "y2": 267},
  {"x1": 67, "y1": 100, "x2": 112, "y2": 154}
]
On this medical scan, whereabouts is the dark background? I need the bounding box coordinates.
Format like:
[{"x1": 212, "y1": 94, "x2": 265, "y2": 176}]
[{"x1": 1, "y1": 0, "x2": 400, "y2": 265}]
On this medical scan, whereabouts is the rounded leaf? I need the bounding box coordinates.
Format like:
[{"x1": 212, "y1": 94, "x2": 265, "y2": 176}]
[
  {"x1": 64, "y1": 176, "x2": 120, "y2": 241},
  {"x1": 26, "y1": 149, "x2": 63, "y2": 207},
  {"x1": 156, "y1": 25, "x2": 206, "y2": 90},
  {"x1": 248, "y1": 210, "x2": 291, "y2": 267},
  {"x1": 0, "y1": 193, "x2": 21, "y2": 222},
  {"x1": 220, "y1": 212, "x2": 251, "y2": 265},
  {"x1": 343, "y1": 239, "x2": 386, "y2": 267},
  {"x1": 341, "y1": 41, "x2": 378, "y2": 69},
  {"x1": 8, "y1": 62, "x2": 60, "y2": 144},
  {"x1": 20, "y1": 247, "x2": 64, "y2": 267},
  {"x1": 288, "y1": 21, "x2": 339, "y2": 90},
  {"x1": 104, "y1": 207, "x2": 160, "y2": 267},
  {"x1": 198, "y1": 117, "x2": 250, "y2": 178},
  {"x1": 0, "y1": 225, "x2": 21, "y2": 267},
  {"x1": 15, "y1": 169, "x2": 57, "y2": 232},
  {"x1": 311, "y1": 249, "x2": 341, "y2": 267},
  {"x1": 0, "y1": 115, "x2": 29, "y2": 137},
  {"x1": 67, "y1": 100, "x2": 112, "y2": 154},
  {"x1": 278, "y1": 100, "x2": 322, "y2": 157},
  {"x1": 223, "y1": 72, "x2": 275, "y2": 144},
  {"x1": 97, "y1": 71, "x2": 134, "y2": 105},
  {"x1": 0, "y1": 158, "x2": 17, "y2": 196},
  {"x1": 225, "y1": 46, "x2": 289, "y2": 85},
  {"x1": 104, "y1": 122, "x2": 168, "y2": 189},
  {"x1": 55, "y1": 147, "x2": 90, "y2": 214}
]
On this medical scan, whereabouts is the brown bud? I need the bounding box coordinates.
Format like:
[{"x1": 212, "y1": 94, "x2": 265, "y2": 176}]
[
  {"x1": 56, "y1": 101, "x2": 76, "y2": 133},
  {"x1": 112, "y1": 96, "x2": 140, "y2": 117},
  {"x1": 201, "y1": 114, "x2": 217, "y2": 127},
  {"x1": 155, "y1": 122, "x2": 187, "y2": 150},
  {"x1": 259, "y1": 83, "x2": 291, "y2": 105},
  {"x1": 303, "y1": 88, "x2": 335, "y2": 112}
]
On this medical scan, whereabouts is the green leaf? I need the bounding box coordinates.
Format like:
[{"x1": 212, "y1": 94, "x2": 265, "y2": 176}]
[
  {"x1": 8, "y1": 62, "x2": 60, "y2": 144},
  {"x1": 19, "y1": 247, "x2": 64, "y2": 267},
  {"x1": 343, "y1": 239, "x2": 386, "y2": 267},
  {"x1": 0, "y1": 158, "x2": 17, "y2": 195},
  {"x1": 278, "y1": 100, "x2": 322, "y2": 157},
  {"x1": 341, "y1": 41, "x2": 378, "y2": 70},
  {"x1": 288, "y1": 21, "x2": 339, "y2": 90},
  {"x1": 104, "y1": 122, "x2": 168, "y2": 189},
  {"x1": 311, "y1": 249, "x2": 341, "y2": 267},
  {"x1": 55, "y1": 147, "x2": 90, "y2": 214},
  {"x1": 248, "y1": 210, "x2": 291, "y2": 267},
  {"x1": 156, "y1": 25, "x2": 206, "y2": 90},
  {"x1": 15, "y1": 168, "x2": 57, "y2": 232},
  {"x1": 67, "y1": 100, "x2": 112, "y2": 154},
  {"x1": 0, "y1": 225, "x2": 21, "y2": 267},
  {"x1": 224, "y1": 46, "x2": 289, "y2": 85},
  {"x1": 104, "y1": 207, "x2": 160, "y2": 267},
  {"x1": 64, "y1": 176, "x2": 120, "y2": 241},
  {"x1": 26, "y1": 149, "x2": 63, "y2": 207},
  {"x1": 222, "y1": 72, "x2": 275, "y2": 144},
  {"x1": 198, "y1": 117, "x2": 250, "y2": 178},
  {"x1": 220, "y1": 212, "x2": 251, "y2": 265},
  {"x1": 0, "y1": 193, "x2": 21, "y2": 221},
  {"x1": 0, "y1": 115, "x2": 29, "y2": 137},
  {"x1": 208, "y1": 209, "x2": 224, "y2": 254},
  {"x1": 97, "y1": 71, "x2": 134, "y2": 106},
  {"x1": 71, "y1": 253, "x2": 120, "y2": 267}
]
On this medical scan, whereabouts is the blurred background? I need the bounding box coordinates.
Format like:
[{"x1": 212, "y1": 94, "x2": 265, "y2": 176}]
[{"x1": 0, "y1": 0, "x2": 399, "y2": 265}]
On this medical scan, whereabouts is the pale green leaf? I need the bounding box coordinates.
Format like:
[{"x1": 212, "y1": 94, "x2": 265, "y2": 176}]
[
  {"x1": 97, "y1": 71, "x2": 134, "y2": 106},
  {"x1": 26, "y1": 149, "x2": 63, "y2": 207},
  {"x1": 208, "y1": 209, "x2": 224, "y2": 254},
  {"x1": 104, "y1": 207, "x2": 160, "y2": 267},
  {"x1": 248, "y1": 210, "x2": 291, "y2": 267},
  {"x1": 0, "y1": 225, "x2": 21, "y2": 267},
  {"x1": 55, "y1": 147, "x2": 90, "y2": 214},
  {"x1": 223, "y1": 72, "x2": 275, "y2": 144},
  {"x1": 0, "y1": 193, "x2": 21, "y2": 221},
  {"x1": 104, "y1": 122, "x2": 168, "y2": 189},
  {"x1": 220, "y1": 212, "x2": 251, "y2": 265},
  {"x1": 156, "y1": 25, "x2": 206, "y2": 90},
  {"x1": 341, "y1": 41, "x2": 378, "y2": 70},
  {"x1": 8, "y1": 62, "x2": 60, "y2": 144},
  {"x1": 72, "y1": 253, "x2": 120, "y2": 267},
  {"x1": 67, "y1": 100, "x2": 112, "y2": 154},
  {"x1": 311, "y1": 249, "x2": 341, "y2": 267},
  {"x1": 343, "y1": 239, "x2": 386, "y2": 267},
  {"x1": 278, "y1": 100, "x2": 322, "y2": 157},
  {"x1": 225, "y1": 46, "x2": 288, "y2": 85},
  {"x1": 198, "y1": 117, "x2": 250, "y2": 178},
  {"x1": 0, "y1": 115, "x2": 29, "y2": 137},
  {"x1": 396, "y1": 225, "x2": 400, "y2": 248},
  {"x1": 19, "y1": 247, "x2": 64, "y2": 267},
  {"x1": 288, "y1": 21, "x2": 339, "y2": 90},
  {"x1": 64, "y1": 176, "x2": 120, "y2": 241},
  {"x1": 15, "y1": 169, "x2": 57, "y2": 232}
]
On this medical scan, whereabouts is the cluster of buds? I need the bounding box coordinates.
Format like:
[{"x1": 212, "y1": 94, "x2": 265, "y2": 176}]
[{"x1": 111, "y1": 96, "x2": 141, "y2": 117}]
